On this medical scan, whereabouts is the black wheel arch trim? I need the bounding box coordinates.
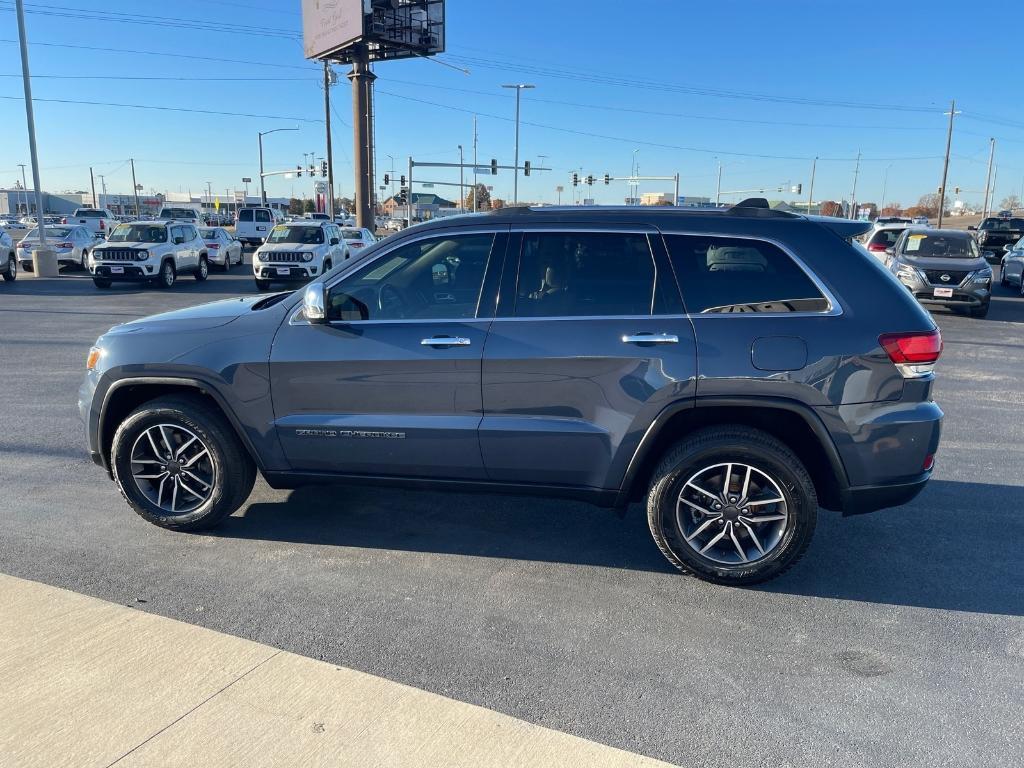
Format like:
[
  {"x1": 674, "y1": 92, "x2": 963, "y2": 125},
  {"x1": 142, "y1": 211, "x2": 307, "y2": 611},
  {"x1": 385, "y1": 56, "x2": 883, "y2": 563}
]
[
  {"x1": 95, "y1": 375, "x2": 266, "y2": 475},
  {"x1": 615, "y1": 395, "x2": 851, "y2": 508}
]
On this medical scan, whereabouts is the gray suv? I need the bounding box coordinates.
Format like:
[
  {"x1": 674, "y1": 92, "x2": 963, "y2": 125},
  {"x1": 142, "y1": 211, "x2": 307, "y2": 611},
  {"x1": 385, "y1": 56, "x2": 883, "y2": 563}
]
[
  {"x1": 80, "y1": 202, "x2": 943, "y2": 585},
  {"x1": 886, "y1": 228, "x2": 992, "y2": 318}
]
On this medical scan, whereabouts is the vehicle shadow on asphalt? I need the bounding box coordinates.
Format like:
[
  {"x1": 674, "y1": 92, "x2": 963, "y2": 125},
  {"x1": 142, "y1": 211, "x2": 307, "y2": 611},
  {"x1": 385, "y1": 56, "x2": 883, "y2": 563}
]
[{"x1": 220, "y1": 477, "x2": 1023, "y2": 616}]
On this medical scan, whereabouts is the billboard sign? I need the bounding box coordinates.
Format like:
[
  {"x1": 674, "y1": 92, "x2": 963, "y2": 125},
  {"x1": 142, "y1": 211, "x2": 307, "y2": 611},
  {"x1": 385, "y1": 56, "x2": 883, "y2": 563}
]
[{"x1": 302, "y1": 0, "x2": 366, "y2": 60}]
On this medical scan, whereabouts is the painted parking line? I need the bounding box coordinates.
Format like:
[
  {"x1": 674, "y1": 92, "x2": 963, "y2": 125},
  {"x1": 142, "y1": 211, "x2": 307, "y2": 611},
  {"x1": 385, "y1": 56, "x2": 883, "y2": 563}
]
[{"x1": 0, "y1": 574, "x2": 675, "y2": 768}]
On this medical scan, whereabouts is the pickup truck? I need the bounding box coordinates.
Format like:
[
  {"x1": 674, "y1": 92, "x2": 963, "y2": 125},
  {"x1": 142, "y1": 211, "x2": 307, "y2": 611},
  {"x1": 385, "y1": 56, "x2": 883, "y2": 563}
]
[
  {"x1": 64, "y1": 208, "x2": 117, "y2": 237},
  {"x1": 971, "y1": 217, "x2": 1024, "y2": 263}
]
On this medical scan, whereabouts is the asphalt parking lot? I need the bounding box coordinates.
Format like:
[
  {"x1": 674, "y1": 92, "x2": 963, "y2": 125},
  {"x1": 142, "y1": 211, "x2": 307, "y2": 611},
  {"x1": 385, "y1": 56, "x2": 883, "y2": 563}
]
[{"x1": 1, "y1": 261, "x2": 1022, "y2": 768}]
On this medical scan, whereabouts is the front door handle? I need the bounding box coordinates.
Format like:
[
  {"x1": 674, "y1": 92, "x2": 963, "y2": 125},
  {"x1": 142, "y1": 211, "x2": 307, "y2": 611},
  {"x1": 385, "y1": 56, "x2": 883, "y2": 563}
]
[
  {"x1": 421, "y1": 336, "x2": 471, "y2": 347},
  {"x1": 622, "y1": 333, "x2": 679, "y2": 344}
]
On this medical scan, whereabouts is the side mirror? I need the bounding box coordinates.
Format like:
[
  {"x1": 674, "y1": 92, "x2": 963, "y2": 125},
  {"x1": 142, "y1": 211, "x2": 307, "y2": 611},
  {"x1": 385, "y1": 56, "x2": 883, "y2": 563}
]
[
  {"x1": 967, "y1": 225, "x2": 976, "y2": 231},
  {"x1": 303, "y1": 284, "x2": 327, "y2": 324},
  {"x1": 885, "y1": 247, "x2": 895, "y2": 256},
  {"x1": 330, "y1": 237, "x2": 340, "y2": 245},
  {"x1": 174, "y1": 236, "x2": 185, "y2": 245}
]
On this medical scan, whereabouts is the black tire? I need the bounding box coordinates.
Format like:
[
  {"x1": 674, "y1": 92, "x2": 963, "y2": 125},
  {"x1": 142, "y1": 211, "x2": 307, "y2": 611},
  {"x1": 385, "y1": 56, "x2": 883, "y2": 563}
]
[
  {"x1": 969, "y1": 301, "x2": 990, "y2": 319},
  {"x1": 2, "y1": 254, "x2": 15, "y2": 282},
  {"x1": 324, "y1": 260, "x2": 332, "y2": 273},
  {"x1": 194, "y1": 255, "x2": 209, "y2": 281},
  {"x1": 1000, "y1": 267, "x2": 1009, "y2": 287},
  {"x1": 646, "y1": 426, "x2": 817, "y2": 586},
  {"x1": 1020, "y1": 277, "x2": 1024, "y2": 297},
  {"x1": 80, "y1": 250, "x2": 88, "y2": 271},
  {"x1": 110, "y1": 395, "x2": 256, "y2": 531},
  {"x1": 157, "y1": 259, "x2": 176, "y2": 289},
  {"x1": 255, "y1": 279, "x2": 272, "y2": 291},
  {"x1": 93, "y1": 277, "x2": 112, "y2": 289}
]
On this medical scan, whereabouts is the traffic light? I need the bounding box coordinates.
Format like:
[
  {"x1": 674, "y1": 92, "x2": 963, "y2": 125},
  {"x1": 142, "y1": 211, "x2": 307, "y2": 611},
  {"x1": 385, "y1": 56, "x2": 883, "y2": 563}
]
[
  {"x1": 383, "y1": 174, "x2": 390, "y2": 185},
  {"x1": 490, "y1": 158, "x2": 498, "y2": 175},
  {"x1": 792, "y1": 183, "x2": 802, "y2": 194},
  {"x1": 400, "y1": 175, "x2": 406, "y2": 186},
  {"x1": 572, "y1": 172, "x2": 579, "y2": 187},
  {"x1": 296, "y1": 165, "x2": 303, "y2": 178},
  {"x1": 309, "y1": 164, "x2": 316, "y2": 177},
  {"x1": 321, "y1": 161, "x2": 328, "y2": 178},
  {"x1": 954, "y1": 186, "x2": 960, "y2": 195},
  {"x1": 523, "y1": 160, "x2": 531, "y2": 177},
  {"x1": 397, "y1": 187, "x2": 408, "y2": 205},
  {"x1": 603, "y1": 174, "x2": 610, "y2": 185},
  {"x1": 586, "y1": 175, "x2": 594, "y2": 186}
]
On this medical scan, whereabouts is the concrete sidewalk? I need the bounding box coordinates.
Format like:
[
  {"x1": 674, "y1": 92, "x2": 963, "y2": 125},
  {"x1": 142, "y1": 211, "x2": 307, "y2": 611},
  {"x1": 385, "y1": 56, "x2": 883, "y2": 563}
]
[{"x1": 0, "y1": 574, "x2": 674, "y2": 768}]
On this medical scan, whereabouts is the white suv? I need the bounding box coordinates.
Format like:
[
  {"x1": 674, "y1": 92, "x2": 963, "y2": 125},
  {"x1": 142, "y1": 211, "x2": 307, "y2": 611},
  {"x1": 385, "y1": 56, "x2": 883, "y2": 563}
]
[
  {"x1": 89, "y1": 220, "x2": 210, "y2": 289},
  {"x1": 253, "y1": 221, "x2": 347, "y2": 290}
]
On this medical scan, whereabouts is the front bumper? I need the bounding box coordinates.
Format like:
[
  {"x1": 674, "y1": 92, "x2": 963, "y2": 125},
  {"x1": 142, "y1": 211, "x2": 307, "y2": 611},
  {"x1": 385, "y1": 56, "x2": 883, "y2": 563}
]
[
  {"x1": 254, "y1": 265, "x2": 318, "y2": 281},
  {"x1": 897, "y1": 274, "x2": 990, "y2": 308},
  {"x1": 92, "y1": 263, "x2": 159, "y2": 281}
]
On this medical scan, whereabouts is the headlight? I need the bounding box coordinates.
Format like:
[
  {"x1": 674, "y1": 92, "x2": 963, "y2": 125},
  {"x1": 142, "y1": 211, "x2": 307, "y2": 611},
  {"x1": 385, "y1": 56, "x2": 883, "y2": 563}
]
[
  {"x1": 970, "y1": 267, "x2": 992, "y2": 284},
  {"x1": 896, "y1": 266, "x2": 923, "y2": 283},
  {"x1": 135, "y1": 250, "x2": 149, "y2": 261},
  {"x1": 302, "y1": 252, "x2": 314, "y2": 262},
  {"x1": 86, "y1": 346, "x2": 104, "y2": 371},
  {"x1": 253, "y1": 251, "x2": 262, "y2": 262}
]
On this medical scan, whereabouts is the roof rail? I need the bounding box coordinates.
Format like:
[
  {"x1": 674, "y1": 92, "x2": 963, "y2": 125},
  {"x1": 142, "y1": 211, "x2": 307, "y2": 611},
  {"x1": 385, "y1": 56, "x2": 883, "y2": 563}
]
[{"x1": 726, "y1": 197, "x2": 797, "y2": 219}]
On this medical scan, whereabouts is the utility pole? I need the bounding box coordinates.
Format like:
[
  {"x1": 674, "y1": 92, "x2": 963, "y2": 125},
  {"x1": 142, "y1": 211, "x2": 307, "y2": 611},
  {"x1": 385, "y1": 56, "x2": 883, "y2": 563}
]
[
  {"x1": 981, "y1": 137, "x2": 995, "y2": 218},
  {"x1": 98, "y1": 174, "x2": 107, "y2": 201},
  {"x1": 937, "y1": 100, "x2": 958, "y2": 229},
  {"x1": 205, "y1": 181, "x2": 213, "y2": 219},
  {"x1": 90, "y1": 166, "x2": 97, "y2": 208},
  {"x1": 502, "y1": 84, "x2": 534, "y2": 204},
  {"x1": 715, "y1": 162, "x2": 723, "y2": 206},
  {"x1": 18, "y1": 163, "x2": 27, "y2": 215},
  {"x1": 15, "y1": 0, "x2": 49, "y2": 264},
  {"x1": 130, "y1": 158, "x2": 140, "y2": 218},
  {"x1": 348, "y1": 46, "x2": 375, "y2": 229},
  {"x1": 324, "y1": 62, "x2": 336, "y2": 220},
  {"x1": 849, "y1": 150, "x2": 861, "y2": 220},
  {"x1": 807, "y1": 156, "x2": 817, "y2": 214},
  {"x1": 472, "y1": 115, "x2": 478, "y2": 212},
  {"x1": 458, "y1": 144, "x2": 465, "y2": 211}
]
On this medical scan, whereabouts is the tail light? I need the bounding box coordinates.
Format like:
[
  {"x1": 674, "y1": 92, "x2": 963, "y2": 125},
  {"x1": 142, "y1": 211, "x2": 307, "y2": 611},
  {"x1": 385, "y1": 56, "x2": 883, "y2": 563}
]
[
  {"x1": 207, "y1": 242, "x2": 220, "y2": 249},
  {"x1": 99, "y1": 220, "x2": 105, "y2": 230},
  {"x1": 57, "y1": 241, "x2": 73, "y2": 248},
  {"x1": 61, "y1": 217, "x2": 68, "y2": 224},
  {"x1": 867, "y1": 242, "x2": 887, "y2": 252},
  {"x1": 350, "y1": 242, "x2": 364, "y2": 248},
  {"x1": 879, "y1": 329, "x2": 942, "y2": 378}
]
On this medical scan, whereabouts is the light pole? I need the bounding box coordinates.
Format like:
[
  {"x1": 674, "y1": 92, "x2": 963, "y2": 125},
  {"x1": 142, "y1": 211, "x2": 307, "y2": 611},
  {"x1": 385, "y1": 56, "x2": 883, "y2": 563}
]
[
  {"x1": 501, "y1": 84, "x2": 534, "y2": 204},
  {"x1": 880, "y1": 163, "x2": 893, "y2": 211},
  {"x1": 458, "y1": 144, "x2": 465, "y2": 211},
  {"x1": 631, "y1": 149, "x2": 640, "y2": 205},
  {"x1": 258, "y1": 126, "x2": 299, "y2": 206},
  {"x1": 17, "y1": 163, "x2": 27, "y2": 215}
]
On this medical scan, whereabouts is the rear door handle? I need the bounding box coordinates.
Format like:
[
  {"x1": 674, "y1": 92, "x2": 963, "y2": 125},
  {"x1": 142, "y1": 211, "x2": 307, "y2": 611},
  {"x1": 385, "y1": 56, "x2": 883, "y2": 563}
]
[
  {"x1": 622, "y1": 333, "x2": 679, "y2": 344},
  {"x1": 421, "y1": 336, "x2": 471, "y2": 347}
]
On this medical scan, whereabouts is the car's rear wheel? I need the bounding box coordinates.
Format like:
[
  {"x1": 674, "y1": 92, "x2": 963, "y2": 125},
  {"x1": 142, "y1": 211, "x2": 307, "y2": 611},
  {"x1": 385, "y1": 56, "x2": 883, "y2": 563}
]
[
  {"x1": 2, "y1": 253, "x2": 15, "y2": 282},
  {"x1": 157, "y1": 260, "x2": 176, "y2": 289},
  {"x1": 647, "y1": 426, "x2": 817, "y2": 585},
  {"x1": 1000, "y1": 266, "x2": 1010, "y2": 287},
  {"x1": 80, "y1": 250, "x2": 88, "y2": 270},
  {"x1": 93, "y1": 277, "x2": 111, "y2": 289},
  {"x1": 194, "y1": 255, "x2": 209, "y2": 281},
  {"x1": 111, "y1": 395, "x2": 256, "y2": 531}
]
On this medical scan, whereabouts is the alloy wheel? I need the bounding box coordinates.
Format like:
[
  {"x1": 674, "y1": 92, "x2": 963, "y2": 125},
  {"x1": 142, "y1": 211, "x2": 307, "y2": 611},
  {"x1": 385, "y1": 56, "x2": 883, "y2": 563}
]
[
  {"x1": 129, "y1": 424, "x2": 216, "y2": 515},
  {"x1": 676, "y1": 462, "x2": 789, "y2": 565}
]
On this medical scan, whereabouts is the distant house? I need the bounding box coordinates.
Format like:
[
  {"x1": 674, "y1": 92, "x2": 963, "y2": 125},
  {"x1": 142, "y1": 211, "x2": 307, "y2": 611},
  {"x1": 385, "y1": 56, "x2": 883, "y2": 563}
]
[{"x1": 382, "y1": 192, "x2": 456, "y2": 219}]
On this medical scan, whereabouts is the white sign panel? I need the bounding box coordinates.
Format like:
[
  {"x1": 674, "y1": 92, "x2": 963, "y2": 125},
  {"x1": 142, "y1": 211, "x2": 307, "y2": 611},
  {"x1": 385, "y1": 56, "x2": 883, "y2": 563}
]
[{"x1": 302, "y1": 0, "x2": 365, "y2": 60}]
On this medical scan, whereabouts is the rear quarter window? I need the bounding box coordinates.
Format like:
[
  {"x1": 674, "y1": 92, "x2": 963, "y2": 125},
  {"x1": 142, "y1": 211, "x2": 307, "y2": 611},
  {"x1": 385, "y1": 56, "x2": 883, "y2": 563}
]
[{"x1": 664, "y1": 235, "x2": 829, "y2": 314}]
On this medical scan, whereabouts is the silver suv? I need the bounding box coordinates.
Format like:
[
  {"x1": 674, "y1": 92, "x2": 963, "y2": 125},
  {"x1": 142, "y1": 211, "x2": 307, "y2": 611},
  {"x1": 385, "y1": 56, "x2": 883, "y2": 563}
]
[
  {"x1": 252, "y1": 221, "x2": 348, "y2": 290},
  {"x1": 89, "y1": 220, "x2": 210, "y2": 289}
]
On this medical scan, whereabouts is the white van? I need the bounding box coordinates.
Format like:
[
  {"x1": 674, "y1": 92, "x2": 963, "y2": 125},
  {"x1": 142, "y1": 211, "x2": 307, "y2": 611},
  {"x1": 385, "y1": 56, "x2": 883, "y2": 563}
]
[{"x1": 235, "y1": 207, "x2": 277, "y2": 246}]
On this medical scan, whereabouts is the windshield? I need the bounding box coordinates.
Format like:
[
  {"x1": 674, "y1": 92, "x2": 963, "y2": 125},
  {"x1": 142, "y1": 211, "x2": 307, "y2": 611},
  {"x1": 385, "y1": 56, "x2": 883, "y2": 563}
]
[
  {"x1": 901, "y1": 233, "x2": 979, "y2": 259},
  {"x1": 980, "y1": 218, "x2": 1024, "y2": 230},
  {"x1": 160, "y1": 208, "x2": 196, "y2": 219},
  {"x1": 341, "y1": 229, "x2": 363, "y2": 239},
  {"x1": 267, "y1": 225, "x2": 323, "y2": 245},
  {"x1": 108, "y1": 224, "x2": 167, "y2": 243},
  {"x1": 26, "y1": 227, "x2": 73, "y2": 239}
]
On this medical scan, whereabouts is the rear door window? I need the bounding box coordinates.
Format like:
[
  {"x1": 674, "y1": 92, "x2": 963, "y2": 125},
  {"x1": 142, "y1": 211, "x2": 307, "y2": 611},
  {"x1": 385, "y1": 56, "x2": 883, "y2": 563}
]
[
  {"x1": 512, "y1": 232, "x2": 661, "y2": 318},
  {"x1": 238, "y1": 209, "x2": 253, "y2": 222},
  {"x1": 664, "y1": 235, "x2": 829, "y2": 314},
  {"x1": 255, "y1": 209, "x2": 272, "y2": 223}
]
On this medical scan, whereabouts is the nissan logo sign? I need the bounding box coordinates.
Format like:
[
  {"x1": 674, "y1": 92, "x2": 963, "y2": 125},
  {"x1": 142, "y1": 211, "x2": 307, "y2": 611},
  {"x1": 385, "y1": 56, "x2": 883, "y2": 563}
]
[{"x1": 940, "y1": 274, "x2": 951, "y2": 282}]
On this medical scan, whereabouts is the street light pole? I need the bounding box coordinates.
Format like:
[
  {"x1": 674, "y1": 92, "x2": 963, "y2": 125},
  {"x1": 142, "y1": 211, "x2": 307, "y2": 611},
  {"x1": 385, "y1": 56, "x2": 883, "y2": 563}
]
[
  {"x1": 807, "y1": 156, "x2": 817, "y2": 214},
  {"x1": 15, "y1": 0, "x2": 47, "y2": 252},
  {"x1": 981, "y1": 137, "x2": 995, "y2": 219},
  {"x1": 458, "y1": 144, "x2": 464, "y2": 211},
  {"x1": 502, "y1": 84, "x2": 534, "y2": 204},
  {"x1": 18, "y1": 164, "x2": 27, "y2": 215},
  {"x1": 258, "y1": 126, "x2": 299, "y2": 207},
  {"x1": 130, "y1": 158, "x2": 140, "y2": 218},
  {"x1": 715, "y1": 162, "x2": 723, "y2": 206},
  {"x1": 937, "y1": 99, "x2": 959, "y2": 229},
  {"x1": 880, "y1": 162, "x2": 893, "y2": 211}
]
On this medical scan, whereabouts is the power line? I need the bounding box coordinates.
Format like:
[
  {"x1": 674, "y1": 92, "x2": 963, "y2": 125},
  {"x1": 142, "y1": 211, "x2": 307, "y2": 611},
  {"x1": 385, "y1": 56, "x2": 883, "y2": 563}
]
[
  {"x1": 375, "y1": 90, "x2": 943, "y2": 163},
  {"x1": 0, "y1": 94, "x2": 322, "y2": 123},
  {"x1": 0, "y1": 73, "x2": 311, "y2": 82}
]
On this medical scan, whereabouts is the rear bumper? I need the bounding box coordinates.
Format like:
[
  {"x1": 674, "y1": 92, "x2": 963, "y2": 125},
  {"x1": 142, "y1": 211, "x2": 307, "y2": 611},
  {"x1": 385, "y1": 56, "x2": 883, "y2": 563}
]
[{"x1": 841, "y1": 472, "x2": 931, "y2": 515}]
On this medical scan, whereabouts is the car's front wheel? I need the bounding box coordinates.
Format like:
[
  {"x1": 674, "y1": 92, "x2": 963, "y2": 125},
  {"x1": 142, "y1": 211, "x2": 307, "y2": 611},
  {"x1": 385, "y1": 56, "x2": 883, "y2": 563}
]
[
  {"x1": 255, "y1": 278, "x2": 272, "y2": 291},
  {"x1": 93, "y1": 277, "x2": 111, "y2": 289},
  {"x1": 646, "y1": 426, "x2": 817, "y2": 585},
  {"x1": 157, "y1": 260, "x2": 176, "y2": 288},
  {"x1": 1000, "y1": 266, "x2": 1010, "y2": 287},
  {"x1": 194, "y1": 255, "x2": 209, "y2": 281},
  {"x1": 2, "y1": 253, "x2": 15, "y2": 282},
  {"x1": 110, "y1": 395, "x2": 256, "y2": 531},
  {"x1": 970, "y1": 301, "x2": 990, "y2": 319}
]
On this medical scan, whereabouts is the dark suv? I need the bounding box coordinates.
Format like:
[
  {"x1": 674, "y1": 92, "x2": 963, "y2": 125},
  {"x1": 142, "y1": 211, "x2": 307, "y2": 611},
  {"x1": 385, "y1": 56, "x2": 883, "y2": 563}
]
[{"x1": 80, "y1": 202, "x2": 943, "y2": 585}]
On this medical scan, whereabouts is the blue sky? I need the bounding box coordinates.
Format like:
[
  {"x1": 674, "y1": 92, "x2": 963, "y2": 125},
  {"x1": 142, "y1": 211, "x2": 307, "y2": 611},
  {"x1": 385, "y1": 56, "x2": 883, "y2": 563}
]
[{"x1": 1, "y1": 0, "x2": 1022, "y2": 208}]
